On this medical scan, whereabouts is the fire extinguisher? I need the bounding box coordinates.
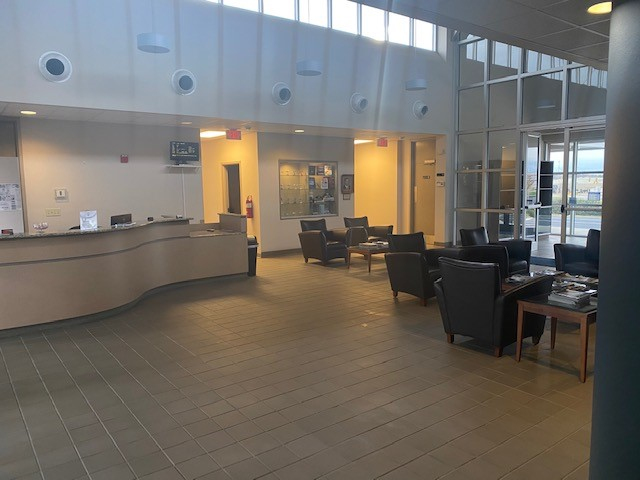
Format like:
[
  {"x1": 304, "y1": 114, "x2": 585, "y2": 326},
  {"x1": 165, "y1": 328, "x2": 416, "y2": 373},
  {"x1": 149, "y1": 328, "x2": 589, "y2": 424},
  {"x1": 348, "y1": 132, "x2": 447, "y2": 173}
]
[{"x1": 245, "y1": 195, "x2": 254, "y2": 218}]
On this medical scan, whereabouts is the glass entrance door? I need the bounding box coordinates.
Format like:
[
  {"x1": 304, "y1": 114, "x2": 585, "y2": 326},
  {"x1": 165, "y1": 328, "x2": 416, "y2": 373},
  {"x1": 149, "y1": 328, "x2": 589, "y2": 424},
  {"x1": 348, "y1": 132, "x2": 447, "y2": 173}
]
[
  {"x1": 525, "y1": 128, "x2": 604, "y2": 261},
  {"x1": 563, "y1": 129, "x2": 604, "y2": 242}
]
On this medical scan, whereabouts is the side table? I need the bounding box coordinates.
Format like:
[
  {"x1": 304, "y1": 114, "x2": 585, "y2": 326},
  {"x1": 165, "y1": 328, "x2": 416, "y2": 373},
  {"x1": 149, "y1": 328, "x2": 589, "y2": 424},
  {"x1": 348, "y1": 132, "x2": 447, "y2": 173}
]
[{"x1": 516, "y1": 296, "x2": 597, "y2": 382}]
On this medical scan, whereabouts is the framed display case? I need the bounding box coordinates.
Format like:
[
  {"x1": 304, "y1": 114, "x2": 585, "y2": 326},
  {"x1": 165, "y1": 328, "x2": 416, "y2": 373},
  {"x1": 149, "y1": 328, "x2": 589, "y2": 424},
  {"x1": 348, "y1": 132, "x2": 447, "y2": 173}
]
[{"x1": 279, "y1": 160, "x2": 338, "y2": 219}]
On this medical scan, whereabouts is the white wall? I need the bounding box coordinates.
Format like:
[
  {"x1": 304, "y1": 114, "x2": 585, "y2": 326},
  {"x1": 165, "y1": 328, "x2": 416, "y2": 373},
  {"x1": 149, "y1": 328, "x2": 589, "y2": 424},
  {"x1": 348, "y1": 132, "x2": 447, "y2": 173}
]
[
  {"x1": 257, "y1": 133, "x2": 354, "y2": 253},
  {"x1": 20, "y1": 118, "x2": 202, "y2": 231},
  {"x1": 0, "y1": 0, "x2": 452, "y2": 135}
]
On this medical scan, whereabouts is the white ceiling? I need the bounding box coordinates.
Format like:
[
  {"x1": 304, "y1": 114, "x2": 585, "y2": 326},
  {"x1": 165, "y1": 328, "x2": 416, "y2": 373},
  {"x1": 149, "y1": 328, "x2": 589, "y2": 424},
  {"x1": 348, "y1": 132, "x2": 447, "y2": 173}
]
[
  {"x1": 360, "y1": 0, "x2": 610, "y2": 69},
  {"x1": 3, "y1": 1, "x2": 609, "y2": 139}
]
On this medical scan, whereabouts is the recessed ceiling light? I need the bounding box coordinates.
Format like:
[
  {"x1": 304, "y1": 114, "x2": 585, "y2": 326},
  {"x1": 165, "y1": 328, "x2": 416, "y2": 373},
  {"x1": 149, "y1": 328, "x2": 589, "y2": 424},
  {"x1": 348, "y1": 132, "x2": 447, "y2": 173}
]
[
  {"x1": 587, "y1": 2, "x2": 612, "y2": 14},
  {"x1": 20, "y1": 110, "x2": 37, "y2": 115},
  {"x1": 294, "y1": 129, "x2": 305, "y2": 133},
  {"x1": 354, "y1": 139, "x2": 373, "y2": 145},
  {"x1": 200, "y1": 130, "x2": 225, "y2": 138},
  {"x1": 180, "y1": 121, "x2": 192, "y2": 125}
]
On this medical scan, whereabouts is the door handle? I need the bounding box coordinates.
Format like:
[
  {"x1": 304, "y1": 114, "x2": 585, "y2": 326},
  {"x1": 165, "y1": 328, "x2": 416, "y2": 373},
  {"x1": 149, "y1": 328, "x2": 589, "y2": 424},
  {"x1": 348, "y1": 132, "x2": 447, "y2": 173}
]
[{"x1": 560, "y1": 204, "x2": 565, "y2": 213}]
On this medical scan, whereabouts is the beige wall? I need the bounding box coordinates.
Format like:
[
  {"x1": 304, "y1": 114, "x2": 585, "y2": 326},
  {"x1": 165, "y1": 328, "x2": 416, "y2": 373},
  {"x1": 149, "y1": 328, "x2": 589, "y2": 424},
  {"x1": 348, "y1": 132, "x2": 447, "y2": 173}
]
[
  {"x1": 19, "y1": 118, "x2": 203, "y2": 232},
  {"x1": 257, "y1": 133, "x2": 354, "y2": 253},
  {"x1": 201, "y1": 132, "x2": 260, "y2": 241},
  {"x1": 354, "y1": 141, "x2": 399, "y2": 230}
]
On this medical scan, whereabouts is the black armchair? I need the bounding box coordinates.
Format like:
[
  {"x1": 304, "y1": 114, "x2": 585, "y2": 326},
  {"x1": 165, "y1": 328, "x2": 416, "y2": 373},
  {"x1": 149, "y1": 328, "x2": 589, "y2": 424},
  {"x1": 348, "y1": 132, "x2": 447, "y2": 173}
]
[
  {"x1": 298, "y1": 219, "x2": 348, "y2": 265},
  {"x1": 384, "y1": 233, "x2": 441, "y2": 305},
  {"x1": 344, "y1": 216, "x2": 393, "y2": 242},
  {"x1": 459, "y1": 227, "x2": 531, "y2": 275},
  {"x1": 554, "y1": 229, "x2": 600, "y2": 278},
  {"x1": 434, "y1": 257, "x2": 553, "y2": 357}
]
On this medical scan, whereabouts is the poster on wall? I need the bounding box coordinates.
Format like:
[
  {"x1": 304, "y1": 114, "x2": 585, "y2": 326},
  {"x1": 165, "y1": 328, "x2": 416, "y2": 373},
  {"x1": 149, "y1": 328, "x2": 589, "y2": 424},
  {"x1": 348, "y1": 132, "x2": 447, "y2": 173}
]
[{"x1": 0, "y1": 183, "x2": 22, "y2": 211}]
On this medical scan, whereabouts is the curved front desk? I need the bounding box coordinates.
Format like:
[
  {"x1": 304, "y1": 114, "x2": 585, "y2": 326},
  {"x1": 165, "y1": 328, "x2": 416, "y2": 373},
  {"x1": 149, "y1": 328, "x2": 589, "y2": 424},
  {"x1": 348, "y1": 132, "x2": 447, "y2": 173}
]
[{"x1": 0, "y1": 220, "x2": 248, "y2": 330}]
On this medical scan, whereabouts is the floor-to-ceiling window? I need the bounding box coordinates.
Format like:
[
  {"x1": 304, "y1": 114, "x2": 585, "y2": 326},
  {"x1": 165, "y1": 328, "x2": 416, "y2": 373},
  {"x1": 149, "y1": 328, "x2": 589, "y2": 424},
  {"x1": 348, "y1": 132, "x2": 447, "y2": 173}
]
[{"x1": 454, "y1": 33, "x2": 607, "y2": 261}]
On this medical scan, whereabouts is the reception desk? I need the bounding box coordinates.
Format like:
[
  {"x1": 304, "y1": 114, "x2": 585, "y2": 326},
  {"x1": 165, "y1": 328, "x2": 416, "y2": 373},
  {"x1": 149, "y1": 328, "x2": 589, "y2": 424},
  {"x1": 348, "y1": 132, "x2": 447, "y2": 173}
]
[{"x1": 0, "y1": 219, "x2": 248, "y2": 330}]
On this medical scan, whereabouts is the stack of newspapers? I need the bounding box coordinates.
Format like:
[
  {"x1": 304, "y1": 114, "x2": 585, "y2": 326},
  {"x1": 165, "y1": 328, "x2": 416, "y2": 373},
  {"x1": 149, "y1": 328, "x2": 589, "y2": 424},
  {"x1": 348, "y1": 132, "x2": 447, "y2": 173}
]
[{"x1": 548, "y1": 289, "x2": 593, "y2": 307}]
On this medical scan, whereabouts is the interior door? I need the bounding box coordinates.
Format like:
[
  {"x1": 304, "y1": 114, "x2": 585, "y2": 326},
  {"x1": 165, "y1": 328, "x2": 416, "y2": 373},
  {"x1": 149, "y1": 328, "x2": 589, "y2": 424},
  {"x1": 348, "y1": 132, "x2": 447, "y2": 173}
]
[{"x1": 413, "y1": 142, "x2": 436, "y2": 239}]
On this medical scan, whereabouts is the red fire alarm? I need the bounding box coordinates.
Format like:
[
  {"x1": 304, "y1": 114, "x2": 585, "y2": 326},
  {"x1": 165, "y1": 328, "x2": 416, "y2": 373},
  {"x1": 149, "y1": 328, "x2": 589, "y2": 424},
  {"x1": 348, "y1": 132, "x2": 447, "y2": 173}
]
[
  {"x1": 376, "y1": 137, "x2": 388, "y2": 147},
  {"x1": 226, "y1": 129, "x2": 242, "y2": 140},
  {"x1": 120, "y1": 154, "x2": 129, "y2": 163}
]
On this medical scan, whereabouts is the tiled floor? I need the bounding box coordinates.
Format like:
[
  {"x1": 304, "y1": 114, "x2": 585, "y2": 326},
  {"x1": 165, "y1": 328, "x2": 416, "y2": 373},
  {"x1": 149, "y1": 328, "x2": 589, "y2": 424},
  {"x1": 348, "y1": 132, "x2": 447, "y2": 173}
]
[{"x1": 0, "y1": 253, "x2": 593, "y2": 480}]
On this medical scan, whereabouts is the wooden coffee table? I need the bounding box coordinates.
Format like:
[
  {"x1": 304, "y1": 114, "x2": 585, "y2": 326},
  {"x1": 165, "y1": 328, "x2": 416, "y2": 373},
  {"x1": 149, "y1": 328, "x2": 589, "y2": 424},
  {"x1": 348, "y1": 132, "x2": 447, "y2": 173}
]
[
  {"x1": 347, "y1": 245, "x2": 389, "y2": 273},
  {"x1": 516, "y1": 295, "x2": 597, "y2": 382}
]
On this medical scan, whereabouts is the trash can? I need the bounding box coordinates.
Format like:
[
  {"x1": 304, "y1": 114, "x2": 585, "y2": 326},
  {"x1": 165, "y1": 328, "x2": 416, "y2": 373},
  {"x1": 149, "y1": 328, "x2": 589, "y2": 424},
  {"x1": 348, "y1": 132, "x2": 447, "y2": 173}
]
[{"x1": 247, "y1": 235, "x2": 258, "y2": 277}]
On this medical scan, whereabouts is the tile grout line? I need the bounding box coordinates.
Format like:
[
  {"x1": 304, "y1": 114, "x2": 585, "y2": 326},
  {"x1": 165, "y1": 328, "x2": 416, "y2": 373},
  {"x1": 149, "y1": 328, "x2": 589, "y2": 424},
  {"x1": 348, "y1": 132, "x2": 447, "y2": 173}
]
[{"x1": 0, "y1": 343, "x2": 45, "y2": 480}]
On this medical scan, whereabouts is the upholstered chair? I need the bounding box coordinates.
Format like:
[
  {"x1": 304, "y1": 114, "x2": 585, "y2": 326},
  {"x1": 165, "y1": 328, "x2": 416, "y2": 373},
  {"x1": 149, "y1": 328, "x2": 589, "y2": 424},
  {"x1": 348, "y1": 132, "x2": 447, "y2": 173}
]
[
  {"x1": 459, "y1": 226, "x2": 531, "y2": 275},
  {"x1": 344, "y1": 216, "x2": 393, "y2": 242},
  {"x1": 384, "y1": 232, "x2": 441, "y2": 305},
  {"x1": 298, "y1": 219, "x2": 348, "y2": 265},
  {"x1": 554, "y1": 229, "x2": 600, "y2": 277},
  {"x1": 434, "y1": 257, "x2": 553, "y2": 357}
]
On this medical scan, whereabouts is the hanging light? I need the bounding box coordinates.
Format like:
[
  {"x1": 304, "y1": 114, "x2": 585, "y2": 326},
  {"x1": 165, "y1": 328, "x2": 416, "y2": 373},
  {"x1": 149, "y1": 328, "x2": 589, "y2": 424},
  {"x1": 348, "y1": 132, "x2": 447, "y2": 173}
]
[
  {"x1": 296, "y1": 59, "x2": 322, "y2": 76},
  {"x1": 137, "y1": 32, "x2": 170, "y2": 53},
  {"x1": 405, "y1": 78, "x2": 428, "y2": 91}
]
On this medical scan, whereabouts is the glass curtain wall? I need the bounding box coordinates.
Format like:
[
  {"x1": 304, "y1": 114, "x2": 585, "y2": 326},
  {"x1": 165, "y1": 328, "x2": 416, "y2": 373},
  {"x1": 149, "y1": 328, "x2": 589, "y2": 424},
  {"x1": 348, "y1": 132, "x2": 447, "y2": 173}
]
[{"x1": 454, "y1": 34, "x2": 607, "y2": 257}]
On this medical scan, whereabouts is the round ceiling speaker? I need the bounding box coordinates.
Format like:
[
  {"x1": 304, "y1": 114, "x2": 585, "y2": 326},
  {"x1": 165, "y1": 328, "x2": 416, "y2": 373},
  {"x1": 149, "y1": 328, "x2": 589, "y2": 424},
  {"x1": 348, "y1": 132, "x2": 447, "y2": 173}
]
[
  {"x1": 350, "y1": 93, "x2": 368, "y2": 114},
  {"x1": 38, "y1": 51, "x2": 72, "y2": 83},
  {"x1": 272, "y1": 82, "x2": 292, "y2": 106},
  {"x1": 171, "y1": 69, "x2": 197, "y2": 95},
  {"x1": 413, "y1": 101, "x2": 429, "y2": 119}
]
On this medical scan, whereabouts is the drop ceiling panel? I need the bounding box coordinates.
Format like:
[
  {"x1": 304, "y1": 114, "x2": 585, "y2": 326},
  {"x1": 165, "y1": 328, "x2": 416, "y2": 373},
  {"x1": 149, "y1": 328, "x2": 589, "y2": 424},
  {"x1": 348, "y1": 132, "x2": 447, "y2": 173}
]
[
  {"x1": 510, "y1": 0, "x2": 564, "y2": 7},
  {"x1": 485, "y1": 11, "x2": 574, "y2": 38},
  {"x1": 542, "y1": 0, "x2": 606, "y2": 26},
  {"x1": 568, "y1": 42, "x2": 610, "y2": 61},
  {"x1": 536, "y1": 27, "x2": 608, "y2": 50},
  {"x1": 584, "y1": 20, "x2": 610, "y2": 35},
  {"x1": 433, "y1": 0, "x2": 532, "y2": 26}
]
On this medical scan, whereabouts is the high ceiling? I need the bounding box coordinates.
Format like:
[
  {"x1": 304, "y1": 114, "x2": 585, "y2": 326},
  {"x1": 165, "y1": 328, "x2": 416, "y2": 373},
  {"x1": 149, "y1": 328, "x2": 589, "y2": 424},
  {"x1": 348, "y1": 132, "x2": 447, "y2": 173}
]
[
  {"x1": 3, "y1": 1, "x2": 610, "y2": 137},
  {"x1": 361, "y1": 0, "x2": 610, "y2": 69}
]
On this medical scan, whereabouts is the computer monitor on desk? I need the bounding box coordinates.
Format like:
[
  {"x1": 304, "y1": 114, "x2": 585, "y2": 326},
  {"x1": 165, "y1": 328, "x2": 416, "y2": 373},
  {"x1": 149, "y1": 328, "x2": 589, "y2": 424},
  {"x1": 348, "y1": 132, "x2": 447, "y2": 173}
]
[{"x1": 110, "y1": 213, "x2": 132, "y2": 227}]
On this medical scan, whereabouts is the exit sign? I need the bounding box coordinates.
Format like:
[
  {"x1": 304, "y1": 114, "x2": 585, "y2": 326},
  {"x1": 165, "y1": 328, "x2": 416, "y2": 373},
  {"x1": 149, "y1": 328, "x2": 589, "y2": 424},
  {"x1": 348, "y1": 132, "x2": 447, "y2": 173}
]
[
  {"x1": 226, "y1": 129, "x2": 242, "y2": 140},
  {"x1": 376, "y1": 137, "x2": 388, "y2": 147}
]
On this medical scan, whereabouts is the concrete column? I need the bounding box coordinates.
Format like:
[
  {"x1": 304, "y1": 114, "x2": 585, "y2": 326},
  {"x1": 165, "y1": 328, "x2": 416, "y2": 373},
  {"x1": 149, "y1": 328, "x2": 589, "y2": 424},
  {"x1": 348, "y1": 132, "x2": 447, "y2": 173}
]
[{"x1": 590, "y1": 0, "x2": 640, "y2": 477}]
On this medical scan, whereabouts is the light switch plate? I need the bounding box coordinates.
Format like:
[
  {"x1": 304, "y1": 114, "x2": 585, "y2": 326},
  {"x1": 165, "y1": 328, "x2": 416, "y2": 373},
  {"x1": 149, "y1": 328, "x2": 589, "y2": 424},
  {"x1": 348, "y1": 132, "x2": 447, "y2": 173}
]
[
  {"x1": 45, "y1": 208, "x2": 61, "y2": 217},
  {"x1": 55, "y1": 188, "x2": 68, "y2": 200}
]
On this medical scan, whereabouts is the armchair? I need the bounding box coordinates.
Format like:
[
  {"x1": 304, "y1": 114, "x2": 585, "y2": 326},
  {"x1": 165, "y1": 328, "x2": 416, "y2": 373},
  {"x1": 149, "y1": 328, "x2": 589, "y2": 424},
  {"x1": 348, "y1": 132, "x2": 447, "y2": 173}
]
[
  {"x1": 298, "y1": 219, "x2": 348, "y2": 265},
  {"x1": 554, "y1": 229, "x2": 600, "y2": 277},
  {"x1": 344, "y1": 216, "x2": 393, "y2": 242},
  {"x1": 434, "y1": 257, "x2": 553, "y2": 357},
  {"x1": 459, "y1": 227, "x2": 531, "y2": 275},
  {"x1": 384, "y1": 233, "x2": 441, "y2": 305}
]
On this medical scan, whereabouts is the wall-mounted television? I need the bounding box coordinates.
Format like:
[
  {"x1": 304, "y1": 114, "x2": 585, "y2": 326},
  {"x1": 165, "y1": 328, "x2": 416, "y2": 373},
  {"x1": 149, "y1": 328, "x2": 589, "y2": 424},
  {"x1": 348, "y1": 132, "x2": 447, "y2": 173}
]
[{"x1": 170, "y1": 141, "x2": 200, "y2": 164}]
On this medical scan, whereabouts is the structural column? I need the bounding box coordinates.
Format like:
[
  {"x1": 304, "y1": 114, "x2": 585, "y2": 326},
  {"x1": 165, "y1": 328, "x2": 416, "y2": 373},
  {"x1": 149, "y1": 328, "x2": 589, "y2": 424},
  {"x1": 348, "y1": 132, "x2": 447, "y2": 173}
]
[{"x1": 590, "y1": 0, "x2": 640, "y2": 477}]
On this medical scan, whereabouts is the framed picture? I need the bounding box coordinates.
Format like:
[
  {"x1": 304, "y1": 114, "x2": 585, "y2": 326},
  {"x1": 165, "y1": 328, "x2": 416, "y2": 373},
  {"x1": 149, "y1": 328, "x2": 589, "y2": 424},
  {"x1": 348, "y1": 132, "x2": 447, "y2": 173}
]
[{"x1": 341, "y1": 174, "x2": 354, "y2": 194}]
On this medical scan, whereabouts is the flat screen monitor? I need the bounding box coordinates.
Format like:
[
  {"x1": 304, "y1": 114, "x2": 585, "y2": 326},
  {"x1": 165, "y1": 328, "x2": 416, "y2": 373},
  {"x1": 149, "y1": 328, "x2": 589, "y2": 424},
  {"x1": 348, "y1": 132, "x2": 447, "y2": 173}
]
[
  {"x1": 110, "y1": 213, "x2": 132, "y2": 226},
  {"x1": 170, "y1": 141, "x2": 199, "y2": 164}
]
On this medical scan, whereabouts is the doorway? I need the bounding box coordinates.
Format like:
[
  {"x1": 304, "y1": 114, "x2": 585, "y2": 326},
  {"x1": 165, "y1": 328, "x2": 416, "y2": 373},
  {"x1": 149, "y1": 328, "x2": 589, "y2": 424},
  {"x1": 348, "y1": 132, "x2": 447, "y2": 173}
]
[
  {"x1": 223, "y1": 164, "x2": 241, "y2": 214},
  {"x1": 523, "y1": 128, "x2": 604, "y2": 261},
  {"x1": 412, "y1": 141, "x2": 436, "y2": 243}
]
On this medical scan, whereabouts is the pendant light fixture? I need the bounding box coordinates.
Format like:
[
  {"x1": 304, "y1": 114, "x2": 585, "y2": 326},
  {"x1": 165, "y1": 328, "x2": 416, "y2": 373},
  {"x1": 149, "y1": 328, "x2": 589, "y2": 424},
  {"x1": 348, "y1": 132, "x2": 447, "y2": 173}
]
[
  {"x1": 296, "y1": 0, "x2": 322, "y2": 76},
  {"x1": 137, "y1": 2, "x2": 170, "y2": 53}
]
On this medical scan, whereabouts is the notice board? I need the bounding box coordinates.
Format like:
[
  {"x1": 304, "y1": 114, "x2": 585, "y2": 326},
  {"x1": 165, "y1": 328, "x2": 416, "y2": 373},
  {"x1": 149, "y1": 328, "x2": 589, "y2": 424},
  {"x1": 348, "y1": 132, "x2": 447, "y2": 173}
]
[{"x1": 0, "y1": 157, "x2": 25, "y2": 234}]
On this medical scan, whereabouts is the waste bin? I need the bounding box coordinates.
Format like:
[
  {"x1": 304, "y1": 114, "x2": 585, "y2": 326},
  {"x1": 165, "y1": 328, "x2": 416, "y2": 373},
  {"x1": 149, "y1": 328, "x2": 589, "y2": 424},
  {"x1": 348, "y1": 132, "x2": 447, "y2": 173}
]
[{"x1": 247, "y1": 235, "x2": 258, "y2": 277}]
